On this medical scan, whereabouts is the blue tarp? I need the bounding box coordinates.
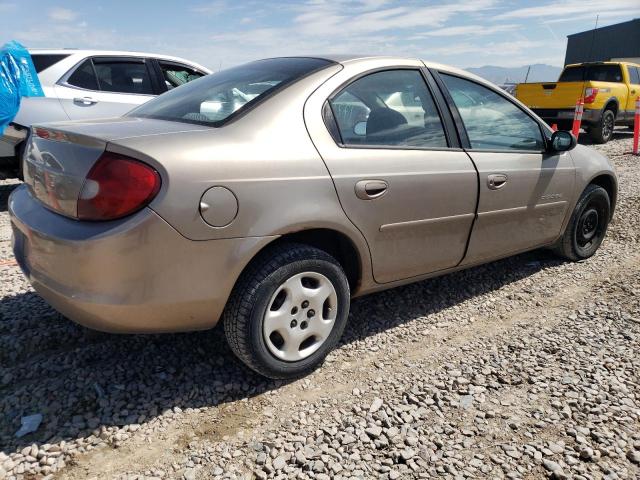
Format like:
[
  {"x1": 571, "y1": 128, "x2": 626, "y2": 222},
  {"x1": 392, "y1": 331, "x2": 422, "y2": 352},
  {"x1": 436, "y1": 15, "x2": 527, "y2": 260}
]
[{"x1": 0, "y1": 41, "x2": 44, "y2": 134}]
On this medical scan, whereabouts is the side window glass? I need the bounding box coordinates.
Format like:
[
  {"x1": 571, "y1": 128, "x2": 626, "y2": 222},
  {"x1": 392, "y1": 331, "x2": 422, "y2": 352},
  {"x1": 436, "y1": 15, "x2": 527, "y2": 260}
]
[
  {"x1": 630, "y1": 67, "x2": 640, "y2": 85},
  {"x1": 441, "y1": 74, "x2": 544, "y2": 151},
  {"x1": 159, "y1": 62, "x2": 205, "y2": 90},
  {"x1": 66, "y1": 59, "x2": 99, "y2": 90},
  {"x1": 93, "y1": 60, "x2": 154, "y2": 95},
  {"x1": 329, "y1": 70, "x2": 447, "y2": 148},
  {"x1": 31, "y1": 54, "x2": 70, "y2": 73}
]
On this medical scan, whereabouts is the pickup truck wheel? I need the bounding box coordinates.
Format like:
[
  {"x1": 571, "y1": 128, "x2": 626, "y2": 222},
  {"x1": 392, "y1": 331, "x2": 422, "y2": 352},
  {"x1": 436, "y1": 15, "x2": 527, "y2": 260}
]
[
  {"x1": 589, "y1": 110, "x2": 615, "y2": 144},
  {"x1": 557, "y1": 121, "x2": 572, "y2": 131},
  {"x1": 223, "y1": 243, "x2": 350, "y2": 379},
  {"x1": 553, "y1": 184, "x2": 610, "y2": 261}
]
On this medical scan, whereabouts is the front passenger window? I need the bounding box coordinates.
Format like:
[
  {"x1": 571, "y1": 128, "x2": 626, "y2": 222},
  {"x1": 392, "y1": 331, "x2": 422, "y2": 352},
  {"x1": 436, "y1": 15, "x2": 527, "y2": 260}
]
[
  {"x1": 329, "y1": 70, "x2": 447, "y2": 148},
  {"x1": 93, "y1": 60, "x2": 154, "y2": 95},
  {"x1": 441, "y1": 74, "x2": 544, "y2": 151}
]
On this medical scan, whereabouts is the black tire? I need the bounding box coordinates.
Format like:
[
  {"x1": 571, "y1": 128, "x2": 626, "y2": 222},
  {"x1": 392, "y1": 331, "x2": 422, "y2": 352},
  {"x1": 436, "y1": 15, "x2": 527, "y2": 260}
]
[
  {"x1": 557, "y1": 121, "x2": 573, "y2": 132},
  {"x1": 553, "y1": 184, "x2": 610, "y2": 261},
  {"x1": 223, "y1": 243, "x2": 350, "y2": 379},
  {"x1": 589, "y1": 110, "x2": 615, "y2": 144},
  {"x1": 16, "y1": 140, "x2": 26, "y2": 181}
]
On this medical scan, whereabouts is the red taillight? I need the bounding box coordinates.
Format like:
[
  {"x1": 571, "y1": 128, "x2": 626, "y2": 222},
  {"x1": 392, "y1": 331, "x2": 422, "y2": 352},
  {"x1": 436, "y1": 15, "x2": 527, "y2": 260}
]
[
  {"x1": 34, "y1": 127, "x2": 50, "y2": 139},
  {"x1": 584, "y1": 87, "x2": 599, "y2": 104},
  {"x1": 77, "y1": 152, "x2": 161, "y2": 221}
]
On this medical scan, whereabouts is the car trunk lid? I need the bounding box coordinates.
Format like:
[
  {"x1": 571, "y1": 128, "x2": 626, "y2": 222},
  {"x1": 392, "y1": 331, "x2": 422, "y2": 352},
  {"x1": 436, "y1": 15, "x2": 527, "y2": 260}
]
[
  {"x1": 23, "y1": 126, "x2": 108, "y2": 217},
  {"x1": 22, "y1": 118, "x2": 209, "y2": 218}
]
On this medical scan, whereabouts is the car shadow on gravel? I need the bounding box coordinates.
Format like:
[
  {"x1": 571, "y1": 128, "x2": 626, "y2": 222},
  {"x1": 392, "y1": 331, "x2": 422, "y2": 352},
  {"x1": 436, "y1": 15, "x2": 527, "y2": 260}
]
[{"x1": 0, "y1": 248, "x2": 562, "y2": 455}]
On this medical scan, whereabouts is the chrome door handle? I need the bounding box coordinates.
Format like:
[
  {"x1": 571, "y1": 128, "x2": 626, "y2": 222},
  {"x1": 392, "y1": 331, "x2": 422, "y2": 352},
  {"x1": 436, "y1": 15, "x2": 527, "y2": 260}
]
[
  {"x1": 487, "y1": 174, "x2": 508, "y2": 190},
  {"x1": 355, "y1": 179, "x2": 388, "y2": 200},
  {"x1": 73, "y1": 97, "x2": 98, "y2": 106}
]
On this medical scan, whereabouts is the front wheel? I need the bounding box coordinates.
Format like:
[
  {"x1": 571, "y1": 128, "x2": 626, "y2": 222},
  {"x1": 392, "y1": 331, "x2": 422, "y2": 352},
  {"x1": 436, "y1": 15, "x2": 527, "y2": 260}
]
[
  {"x1": 223, "y1": 243, "x2": 350, "y2": 379},
  {"x1": 553, "y1": 184, "x2": 610, "y2": 261},
  {"x1": 589, "y1": 110, "x2": 615, "y2": 144}
]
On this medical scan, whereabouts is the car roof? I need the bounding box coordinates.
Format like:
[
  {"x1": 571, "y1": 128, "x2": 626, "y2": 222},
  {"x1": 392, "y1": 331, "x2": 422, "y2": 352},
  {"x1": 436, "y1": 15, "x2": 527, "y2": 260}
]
[
  {"x1": 290, "y1": 53, "x2": 440, "y2": 65},
  {"x1": 305, "y1": 54, "x2": 489, "y2": 87},
  {"x1": 254, "y1": 54, "x2": 476, "y2": 79},
  {"x1": 565, "y1": 61, "x2": 640, "y2": 68},
  {"x1": 28, "y1": 48, "x2": 212, "y2": 73}
]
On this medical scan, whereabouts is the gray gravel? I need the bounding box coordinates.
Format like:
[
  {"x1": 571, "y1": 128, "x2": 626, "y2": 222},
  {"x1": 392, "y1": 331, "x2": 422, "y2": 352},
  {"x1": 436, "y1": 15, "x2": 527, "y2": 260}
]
[{"x1": 1, "y1": 131, "x2": 639, "y2": 480}]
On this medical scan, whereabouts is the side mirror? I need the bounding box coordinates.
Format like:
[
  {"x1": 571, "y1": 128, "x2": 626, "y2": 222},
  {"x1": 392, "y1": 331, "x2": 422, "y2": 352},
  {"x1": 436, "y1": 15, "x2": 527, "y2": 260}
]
[{"x1": 549, "y1": 130, "x2": 577, "y2": 152}]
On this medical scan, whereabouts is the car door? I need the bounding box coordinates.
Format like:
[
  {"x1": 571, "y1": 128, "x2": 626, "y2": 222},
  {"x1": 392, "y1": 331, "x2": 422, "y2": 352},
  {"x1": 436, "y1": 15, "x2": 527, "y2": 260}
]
[
  {"x1": 309, "y1": 68, "x2": 478, "y2": 284},
  {"x1": 434, "y1": 71, "x2": 576, "y2": 265},
  {"x1": 54, "y1": 56, "x2": 157, "y2": 120},
  {"x1": 624, "y1": 65, "x2": 640, "y2": 121}
]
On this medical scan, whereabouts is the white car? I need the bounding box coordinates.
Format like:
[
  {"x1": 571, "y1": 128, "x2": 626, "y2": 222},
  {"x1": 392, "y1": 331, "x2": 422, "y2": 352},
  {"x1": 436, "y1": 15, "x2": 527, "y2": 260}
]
[{"x1": 0, "y1": 49, "x2": 211, "y2": 178}]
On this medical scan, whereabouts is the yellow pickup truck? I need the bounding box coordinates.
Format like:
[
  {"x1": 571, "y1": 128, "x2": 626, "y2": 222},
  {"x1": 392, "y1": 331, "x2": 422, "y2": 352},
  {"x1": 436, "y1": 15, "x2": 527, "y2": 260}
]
[{"x1": 516, "y1": 61, "x2": 640, "y2": 143}]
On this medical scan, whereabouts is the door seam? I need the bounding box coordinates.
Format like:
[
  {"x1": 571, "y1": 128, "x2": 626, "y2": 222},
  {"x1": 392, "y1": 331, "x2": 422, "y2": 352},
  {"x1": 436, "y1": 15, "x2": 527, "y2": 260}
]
[{"x1": 458, "y1": 148, "x2": 481, "y2": 267}]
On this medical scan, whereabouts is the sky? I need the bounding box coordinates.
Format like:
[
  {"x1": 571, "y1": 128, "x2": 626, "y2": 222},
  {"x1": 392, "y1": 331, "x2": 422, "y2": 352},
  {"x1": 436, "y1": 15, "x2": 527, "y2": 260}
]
[{"x1": 0, "y1": 0, "x2": 639, "y2": 71}]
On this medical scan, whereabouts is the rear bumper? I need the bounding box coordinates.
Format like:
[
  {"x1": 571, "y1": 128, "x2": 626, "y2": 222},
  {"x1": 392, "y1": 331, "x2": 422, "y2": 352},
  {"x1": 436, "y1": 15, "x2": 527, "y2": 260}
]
[
  {"x1": 531, "y1": 108, "x2": 600, "y2": 126},
  {"x1": 9, "y1": 185, "x2": 275, "y2": 333}
]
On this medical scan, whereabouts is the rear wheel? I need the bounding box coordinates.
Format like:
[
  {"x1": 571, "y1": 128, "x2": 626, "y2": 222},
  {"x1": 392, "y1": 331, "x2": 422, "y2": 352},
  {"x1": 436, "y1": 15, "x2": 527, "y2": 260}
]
[
  {"x1": 223, "y1": 243, "x2": 350, "y2": 379},
  {"x1": 589, "y1": 109, "x2": 615, "y2": 144},
  {"x1": 553, "y1": 184, "x2": 610, "y2": 261}
]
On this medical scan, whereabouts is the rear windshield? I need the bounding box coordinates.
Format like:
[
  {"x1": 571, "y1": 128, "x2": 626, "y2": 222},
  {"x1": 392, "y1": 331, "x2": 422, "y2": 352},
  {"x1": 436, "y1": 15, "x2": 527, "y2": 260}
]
[
  {"x1": 129, "y1": 57, "x2": 334, "y2": 127},
  {"x1": 30, "y1": 53, "x2": 70, "y2": 73},
  {"x1": 559, "y1": 65, "x2": 623, "y2": 83}
]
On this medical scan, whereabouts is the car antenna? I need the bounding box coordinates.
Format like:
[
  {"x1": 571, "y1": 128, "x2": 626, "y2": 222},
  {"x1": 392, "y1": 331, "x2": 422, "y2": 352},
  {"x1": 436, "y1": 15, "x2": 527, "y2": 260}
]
[
  {"x1": 582, "y1": 14, "x2": 599, "y2": 92},
  {"x1": 524, "y1": 65, "x2": 531, "y2": 83},
  {"x1": 587, "y1": 14, "x2": 599, "y2": 63}
]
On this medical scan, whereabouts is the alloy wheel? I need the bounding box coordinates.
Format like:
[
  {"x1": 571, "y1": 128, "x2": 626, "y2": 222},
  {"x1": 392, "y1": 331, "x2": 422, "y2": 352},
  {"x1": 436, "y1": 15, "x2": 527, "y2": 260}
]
[{"x1": 602, "y1": 113, "x2": 614, "y2": 140}]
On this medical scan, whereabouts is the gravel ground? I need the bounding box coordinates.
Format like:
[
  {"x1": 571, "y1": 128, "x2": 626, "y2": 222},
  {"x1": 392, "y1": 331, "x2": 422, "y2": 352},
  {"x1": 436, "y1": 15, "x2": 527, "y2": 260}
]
[{"x1": 1, "y1": 131, "x2": 639, "y2": 480}]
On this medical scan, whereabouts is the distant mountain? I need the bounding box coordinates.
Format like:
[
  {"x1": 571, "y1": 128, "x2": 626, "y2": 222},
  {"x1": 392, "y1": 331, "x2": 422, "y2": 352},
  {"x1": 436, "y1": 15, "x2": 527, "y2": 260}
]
[{"x1": 466, "y1": 64, "x2": 562, "y2": 85}]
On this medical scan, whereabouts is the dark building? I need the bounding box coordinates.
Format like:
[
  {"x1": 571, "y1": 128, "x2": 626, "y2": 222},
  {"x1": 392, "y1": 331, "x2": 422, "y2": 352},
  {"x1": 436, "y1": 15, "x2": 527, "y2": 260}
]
[{"x1": 564, "y1": 18, "x2": 640, "y2": 65}]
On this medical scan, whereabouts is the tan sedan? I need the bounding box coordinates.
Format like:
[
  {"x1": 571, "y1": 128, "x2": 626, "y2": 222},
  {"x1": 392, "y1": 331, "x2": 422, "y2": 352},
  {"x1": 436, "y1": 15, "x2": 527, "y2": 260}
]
[{"x1": 9, "y1": 55, "x2": 617, "y2": 378}]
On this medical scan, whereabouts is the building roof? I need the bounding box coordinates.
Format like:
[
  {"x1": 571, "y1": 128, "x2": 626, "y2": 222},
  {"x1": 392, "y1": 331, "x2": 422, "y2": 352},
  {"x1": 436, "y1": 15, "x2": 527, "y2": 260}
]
[{"x1": 567, "y1": 18, "x2": 639, "y2": 38}]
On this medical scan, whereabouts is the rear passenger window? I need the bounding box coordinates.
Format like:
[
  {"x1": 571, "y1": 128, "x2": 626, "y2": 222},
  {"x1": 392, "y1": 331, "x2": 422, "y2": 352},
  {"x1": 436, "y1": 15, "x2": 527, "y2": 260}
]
[
  {"x1": 93, "y1": 60, "x2": 154, "y2": 95},
  {"x1": 441, "y1": 74, "x2": 544, "y2": 151},
  {"x1": 629, "y1": 67, "x2": 640, "y2": 85},
  {"x1": 30, "y1": 54, "x2": 70, "y2": 73},
  {"x1": 329, "y1": 70, "x2": 447, "y2": 148},
  {"x1": 159, "y1": 62, "x2": 205, "y2": 90},
  {"x1": 66, "y1": 59, "x2": 99, "y2": 90}
]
